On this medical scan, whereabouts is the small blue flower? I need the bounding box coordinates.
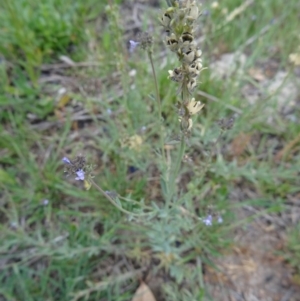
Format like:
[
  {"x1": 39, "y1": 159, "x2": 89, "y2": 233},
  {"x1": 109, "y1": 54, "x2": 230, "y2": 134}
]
[
  {"x1": 75, "y1": 169, "x2": 85, "y2": 181},
  {"x1": 203, "y1": 215, "x2": 213, "y2": 226},
  {"x1": 217, "y1": 216, "x2": 223, "y2": 224},
  {"x1": 42, "y1": 199, "x2": 49, "y2": 206},
  {"x1": 129, "y1": 40, "x2": 140, "y2": 53},
  {"x1": 62, "y1": 157, "x2": 71, "y2": 164},
  {"x1": 10, "y1": 221, "x2": 18, "y2": 229}
]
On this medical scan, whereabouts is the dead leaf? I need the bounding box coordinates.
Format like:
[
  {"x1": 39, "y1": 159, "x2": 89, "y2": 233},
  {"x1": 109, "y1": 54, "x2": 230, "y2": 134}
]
[
  {"x1": 59, "y1": 55, "x2": 76, "y2": 66},
  {"x1": 231, "y1": 132, "x2": 251, "y2": 157},
  {"x1": 72, "y1": 120, "x2": 78, "y2": 131},
  {"x1": 132, "y1": 282, "x2": 156, "y2": 301},
  {"x1": 289, "y1": 47, "x2": 300, "y2": 66},
  {"x1": 225, "y1": 0, "x2": 254, "y2": 23},
  {"x1": 57, "y1": 93, "x2": 71, "y2": 108},
  {"x1": 248, "y1": 68, "x2": 266, "y2": 82},
  {"x1": 292, "y1": 274, "x2": 300, "y2": 286},
  {"x1": 121, "y1": 135, "x2": 143, "y2": 151},
  {"x1": 84, "y1": 179, "x2": 92, "y2": 190},
  {"x1": 54, "y1": 109, "x2": 64, "y2": 120},
  {"x1": 275, "y1": 132, "x2": 300, "y2": 162}
]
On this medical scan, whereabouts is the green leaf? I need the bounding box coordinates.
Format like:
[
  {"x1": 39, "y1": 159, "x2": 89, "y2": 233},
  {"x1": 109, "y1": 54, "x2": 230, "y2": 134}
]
[{"x1": 0, "y1": 169, "x2": 16, "y2": 185}]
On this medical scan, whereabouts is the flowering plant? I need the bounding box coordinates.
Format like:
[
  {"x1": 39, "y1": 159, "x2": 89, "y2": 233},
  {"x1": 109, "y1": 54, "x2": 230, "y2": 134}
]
[{"x1": 62, "y1": 0, "x2": 228, "y2": 288}]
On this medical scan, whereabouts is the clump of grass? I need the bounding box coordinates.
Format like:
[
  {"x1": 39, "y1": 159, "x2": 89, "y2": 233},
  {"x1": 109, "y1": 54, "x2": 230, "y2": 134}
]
[{"x1": 0, "y1": 0, "x2": 91, "y2": 83}]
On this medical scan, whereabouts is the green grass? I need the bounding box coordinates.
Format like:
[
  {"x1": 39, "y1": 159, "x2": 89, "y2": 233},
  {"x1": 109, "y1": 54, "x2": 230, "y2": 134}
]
[
  {"x1": 285, "y1": 223, "x2": 300, "y2": 277},
  {"x1": 0, "y1": 0, "x2": 107, "y2": 83},
  {"x1": 1, "y1": 0, "x2": 300, "y2": 300}
]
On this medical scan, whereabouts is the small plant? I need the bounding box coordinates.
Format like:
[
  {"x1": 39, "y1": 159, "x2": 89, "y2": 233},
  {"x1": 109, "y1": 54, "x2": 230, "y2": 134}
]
[
  {"x1": 63, "y1": 0, "x2": 230, "y2": 285},
  {"x1": 62, "y1": 0, "x2": 231, "y2": 298},
  {"x1": 63, "y1": 0, "x2": 225, "y2": 222}
]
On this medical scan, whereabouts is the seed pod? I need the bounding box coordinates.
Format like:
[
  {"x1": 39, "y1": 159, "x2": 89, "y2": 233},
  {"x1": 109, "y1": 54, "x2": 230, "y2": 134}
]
[
  {"x1": 187, "y1": 78, "x2": 197, "y2": 92},
  {"x1": 179, "y1": 116, "x2": 193, "y2": 132},
  {"x1": 182, "y1": 48, "x2": 195, "y2": 63},
  {"x1": 188, "y1": 63, "x2": 200, "y2": 77},
  {"x1": 188, "y1": 3, "x2": 199, "y2": 20},
  {"x1": 166, "y1": 34, "x2": 179, "y2": 52},
  {"x1": 176, "y1": 101, "x2": 188, "y2": 118},
  {"x1": 168, "y1": 67, "x2": 184, "y2": 82},
  {"x1": 181, "y1": 32, "x2": 194, "y2": 44},
  {"x1": 188, "y1": 59, "x2": 202, "y2": 77},
  {"x1": 161, "y1": 12, "x2": 172, "y2": 27}
]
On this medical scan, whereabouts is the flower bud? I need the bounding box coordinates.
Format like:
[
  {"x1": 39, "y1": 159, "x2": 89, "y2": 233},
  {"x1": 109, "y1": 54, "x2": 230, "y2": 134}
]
[
  {"x1": 196, "y1": 58, "x2": 203, "y2": 68},
  {"x1": 139, "y1": 32, "x2": 153, "y2": 51},
  {"x1": 195, "y1": 49, "x2": 202, "y2": 59},
  {"x1": 166, "y1": 6, "x2": 176, "y2": 14},
  {"x1": 218, "y1": 116, "x2": 235, "y2": 130}
]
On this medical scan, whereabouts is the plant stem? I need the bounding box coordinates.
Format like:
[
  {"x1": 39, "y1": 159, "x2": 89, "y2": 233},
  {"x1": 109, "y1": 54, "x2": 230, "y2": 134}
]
[
  {"x1": 197, "y1": 257, "x2": 204, "y2": 290},
  {"x1": 166, "y1": 136, "x2": 185, "y2": 206},
  {"x1": 174, "y1": 136, "x2": 185, "y2": 178},
  {"x1": 165, "y1": 0, "x2": 172, "y2": 7},
  {"x1": 200, "y1": 130, "x2": 223, "y2": 181},
  {"x1": 147, "y1": 50, "x2": 167, "y2": 180},
  {"x1": 165, "y1": 79, "x2": 189, "y2": 206},
  {"x1": 148, "y1": 51, "x2": 162, "y2": 120},
  {"x1": 90, "y1": 178, "x2": 148, "y2": 216}
]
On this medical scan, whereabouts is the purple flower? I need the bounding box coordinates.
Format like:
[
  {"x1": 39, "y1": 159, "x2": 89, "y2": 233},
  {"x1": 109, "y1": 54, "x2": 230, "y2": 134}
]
[
  {"x1": 62, "y1": 157, "x2": 71, "y2": 164},
  {"x1": 217, "y1": 216, "x2": 223, "y2": 224},
  {"x1": 203, "y1": 215, "x2": 213, "y2": 226},
  {"x1": 10, "y1": 221, "x2": 18, "y2": 229},
  {"x1": 129, "y1": 40, "x2": 140, "y2": 53},
  {"x1": 75, "y1": 169, "x2": 85, "y2": 181},
  {"x1": 42, "y1": 199, "x2": 49, "y2": 206}
]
